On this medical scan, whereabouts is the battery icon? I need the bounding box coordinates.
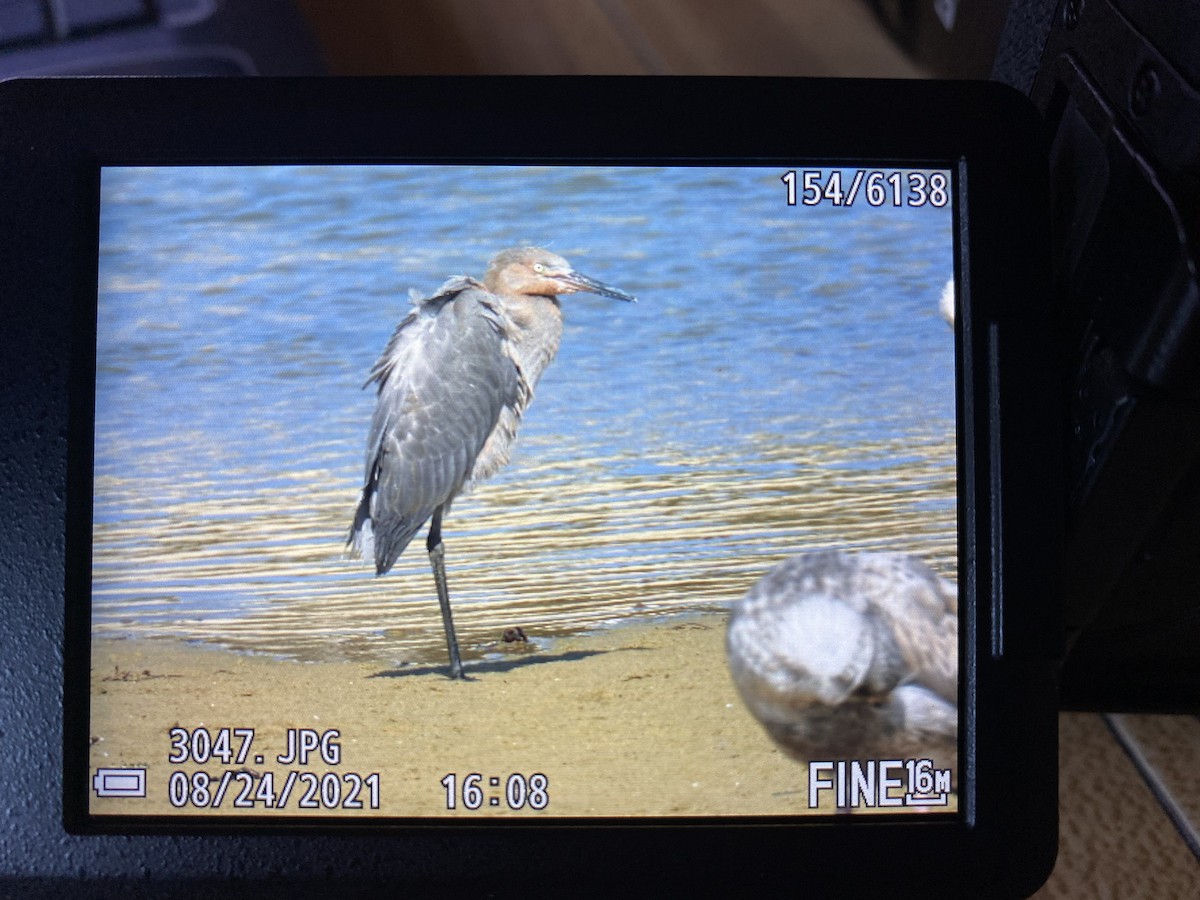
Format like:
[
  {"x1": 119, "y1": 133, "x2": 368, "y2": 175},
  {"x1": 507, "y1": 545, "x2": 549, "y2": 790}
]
[{"x1": 93, "y1": 767, "x2": 147, "y2": 798}]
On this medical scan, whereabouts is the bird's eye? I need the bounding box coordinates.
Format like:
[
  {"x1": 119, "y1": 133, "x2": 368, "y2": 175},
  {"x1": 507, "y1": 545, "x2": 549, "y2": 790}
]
[{"x1": 533, "y1": 263, "x2": 544, "y2": 273}]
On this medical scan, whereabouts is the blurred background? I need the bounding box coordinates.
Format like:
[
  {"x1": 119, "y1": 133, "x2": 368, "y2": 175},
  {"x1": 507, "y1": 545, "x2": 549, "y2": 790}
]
[
  {"x1": 2, "y1": 1, "x2": 1197, "y2": 896},
  {"x1": 0, "y1": 0, "x2": 1013, "y2": 79}
]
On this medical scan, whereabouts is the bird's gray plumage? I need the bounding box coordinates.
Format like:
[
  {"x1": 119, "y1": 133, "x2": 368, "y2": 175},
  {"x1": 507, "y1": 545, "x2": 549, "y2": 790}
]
[
  {"x1": 349, "y1": 276, "x2": 521, "y2": 574},
  {"x1": 347, "y1": 247, "x2": 635, "y2": 677},
  {"x1": 726, "y1": 550, "x2": 957, "y2": 768}
]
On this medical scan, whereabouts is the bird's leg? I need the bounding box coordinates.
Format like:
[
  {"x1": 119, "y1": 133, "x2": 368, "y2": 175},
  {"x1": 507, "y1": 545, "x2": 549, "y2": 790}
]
[{"x1": 427, "y1": 507, "x2": 465, "y2": 679}]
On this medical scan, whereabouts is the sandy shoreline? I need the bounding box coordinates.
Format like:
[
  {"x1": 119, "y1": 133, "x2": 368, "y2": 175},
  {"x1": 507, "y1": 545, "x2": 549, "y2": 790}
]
[{"x1": 88, "y1": 612, "x2": 954, "y2": 820}]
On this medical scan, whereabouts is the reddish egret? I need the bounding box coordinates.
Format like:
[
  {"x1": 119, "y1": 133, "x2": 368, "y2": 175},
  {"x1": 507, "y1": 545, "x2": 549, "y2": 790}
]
[
  {"x1": 726, "y1": 550, "x2": 957, "y2": 769},
  {"x1": 348, "y1": 247, "x2": 635, "y2": 679}
]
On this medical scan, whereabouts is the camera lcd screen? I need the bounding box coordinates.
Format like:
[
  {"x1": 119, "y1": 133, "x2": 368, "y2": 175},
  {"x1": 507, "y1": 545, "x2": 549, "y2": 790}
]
[{"x1": 86, "y1": 162, "x2": 958, "y2": 822}]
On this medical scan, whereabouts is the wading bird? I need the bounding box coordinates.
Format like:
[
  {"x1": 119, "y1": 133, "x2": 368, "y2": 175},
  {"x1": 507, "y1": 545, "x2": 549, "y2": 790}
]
[
  {"x1": 726, "y1": 550, "x2": 957, "y2": 770},
  {"x1": 348, "y1": 247, "x2": 635, "y2": 679}
]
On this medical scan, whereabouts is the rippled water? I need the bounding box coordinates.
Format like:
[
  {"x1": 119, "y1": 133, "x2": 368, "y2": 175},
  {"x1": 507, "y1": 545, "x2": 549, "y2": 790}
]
[{"x1": 93, "y1": 165, "x2": 956, "y2": 664}]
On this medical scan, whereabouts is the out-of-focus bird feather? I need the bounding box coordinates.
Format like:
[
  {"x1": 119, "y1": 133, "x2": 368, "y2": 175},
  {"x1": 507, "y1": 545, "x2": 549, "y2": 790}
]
[{"x1": 727, "y1": 550, "x2": 957, "y2": 769}]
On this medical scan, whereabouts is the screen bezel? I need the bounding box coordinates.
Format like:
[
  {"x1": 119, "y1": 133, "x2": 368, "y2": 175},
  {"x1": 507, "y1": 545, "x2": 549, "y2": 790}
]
[{"x1": 1, "y1": 76, "x2": 1058, "y2": 895}]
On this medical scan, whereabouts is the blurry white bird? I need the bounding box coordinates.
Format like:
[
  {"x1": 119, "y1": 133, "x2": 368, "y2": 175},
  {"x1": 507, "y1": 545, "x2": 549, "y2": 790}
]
[
  {"x1": 726, "y1": 550, "x2": 957, "y2": 769},
  {"x1": 939, "y1": 277, "x2": 955, "y2": 327}
]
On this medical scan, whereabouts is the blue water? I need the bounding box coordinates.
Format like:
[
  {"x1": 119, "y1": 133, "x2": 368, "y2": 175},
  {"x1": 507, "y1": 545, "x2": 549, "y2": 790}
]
[
  {"x1": 92, "y1": 164, "x2": 956, "y2": 658},
  {"x1": 96, "y1": 165, "x2": 953, "y2": 483}
]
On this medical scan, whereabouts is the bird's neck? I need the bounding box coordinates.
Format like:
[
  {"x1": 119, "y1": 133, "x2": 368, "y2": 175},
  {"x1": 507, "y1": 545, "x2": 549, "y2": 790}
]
[{"x1": 503, "y1": 295, "x2": 564, "y2": 391}]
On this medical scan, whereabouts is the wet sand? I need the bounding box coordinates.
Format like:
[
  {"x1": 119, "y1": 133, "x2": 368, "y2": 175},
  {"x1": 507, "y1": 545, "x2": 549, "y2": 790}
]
[{"x1": 88, "y1": 612, "x2": 955, "y2": 820}]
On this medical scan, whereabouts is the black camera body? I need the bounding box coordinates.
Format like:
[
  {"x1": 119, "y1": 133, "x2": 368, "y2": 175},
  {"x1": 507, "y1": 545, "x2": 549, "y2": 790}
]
[{"x1": 0, "y1": 77, "x2": 1057, "y2": 896}]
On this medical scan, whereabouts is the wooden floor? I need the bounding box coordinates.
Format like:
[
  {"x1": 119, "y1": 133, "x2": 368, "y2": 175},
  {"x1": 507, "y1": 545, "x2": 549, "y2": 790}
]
[{"x1": 293, "y1": 3, "x2": 1200, "y2": 895}]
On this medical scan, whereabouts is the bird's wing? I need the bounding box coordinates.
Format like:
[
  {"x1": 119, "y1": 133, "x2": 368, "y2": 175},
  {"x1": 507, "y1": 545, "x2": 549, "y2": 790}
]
[
  {"x1": 849, "y1": 552, "x2": 958, "y2": 705},
  {"x1": 349, "y1": 278, "x2": 520, "y2": 574}
]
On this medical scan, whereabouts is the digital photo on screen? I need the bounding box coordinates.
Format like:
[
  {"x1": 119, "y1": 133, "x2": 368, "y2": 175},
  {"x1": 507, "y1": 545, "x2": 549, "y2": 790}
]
[{"x1": 86, "y1": 163, "x2": 958, "y2": 821}]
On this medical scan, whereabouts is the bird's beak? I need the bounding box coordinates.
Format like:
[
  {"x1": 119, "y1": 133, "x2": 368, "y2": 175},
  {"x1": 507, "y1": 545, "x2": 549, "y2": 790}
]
[{"x1": 561, "y1": 270, "x2": 637, "y2": 303}]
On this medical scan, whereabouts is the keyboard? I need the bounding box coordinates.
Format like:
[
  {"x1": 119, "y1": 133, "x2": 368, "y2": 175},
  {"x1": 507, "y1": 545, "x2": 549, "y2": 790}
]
[{"x1": 0, "y1": 0, "x2": 323, "y2": 77}]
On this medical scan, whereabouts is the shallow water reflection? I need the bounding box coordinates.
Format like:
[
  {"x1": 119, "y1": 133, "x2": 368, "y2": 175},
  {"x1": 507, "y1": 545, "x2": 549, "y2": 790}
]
[{"x1": 92, "y1": 434, "x2": 955, "y2": 665}]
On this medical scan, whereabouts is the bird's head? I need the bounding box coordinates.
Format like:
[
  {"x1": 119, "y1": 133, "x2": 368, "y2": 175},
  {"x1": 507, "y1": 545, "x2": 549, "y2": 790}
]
[{"x1": 483, "y1": 247, "x2": 636, "y2": 303}]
